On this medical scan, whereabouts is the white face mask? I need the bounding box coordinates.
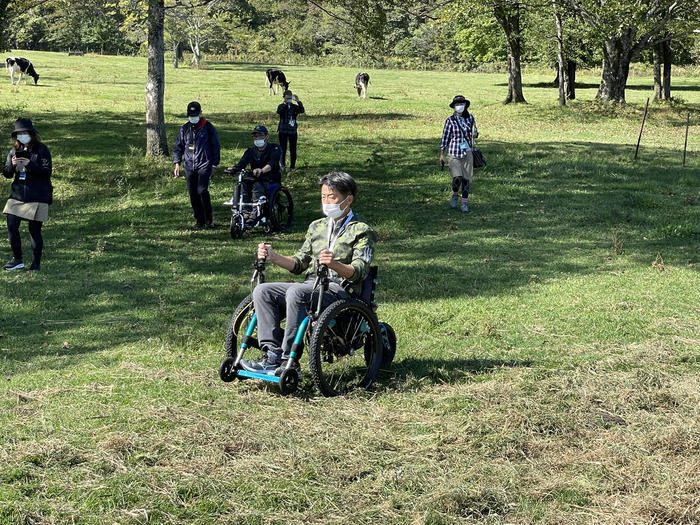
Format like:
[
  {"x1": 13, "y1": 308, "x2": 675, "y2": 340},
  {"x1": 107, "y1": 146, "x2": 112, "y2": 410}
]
[
  {"x1": 322, "y1": 195, "x2": 350, "y2": 219},
  {"x1": 188, "y1": 116, "x2": 200, "y2": 124},
  {"x1": 16, "y1": 133, "x2": 31, "y2": 145},
  {"x1": 254, "y1": 139, "x2": 266, "y2": 148},
  {"x1": 454, "y1": 105, "x2": 465, "y2": 113}
]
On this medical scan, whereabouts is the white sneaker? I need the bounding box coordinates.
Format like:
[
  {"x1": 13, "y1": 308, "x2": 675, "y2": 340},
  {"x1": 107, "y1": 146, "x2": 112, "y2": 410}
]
[
  {"x1": 223, "y1": 197, "x2": 234, "y2": 206},
  {"x1": 461, "y1": 202, "x2": 469, "y2": 213},
  {"x1": 449, "y1": 194, "x2": 459, "y2": 208}
]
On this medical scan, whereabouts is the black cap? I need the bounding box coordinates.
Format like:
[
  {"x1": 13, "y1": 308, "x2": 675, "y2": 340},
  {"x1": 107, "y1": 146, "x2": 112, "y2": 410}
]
[
  {"x1": 12, "y1": 118, "x2": 37, "y2": 137},
  {"x1": 449, "y1": 95, "x2": 470, "y2": 109},
  {"x1": 251, "y1": 125, "x2": 268, "y2": 135},
  {"x1": 187, "y1": 101, "x2": 202, "y2": 116}
]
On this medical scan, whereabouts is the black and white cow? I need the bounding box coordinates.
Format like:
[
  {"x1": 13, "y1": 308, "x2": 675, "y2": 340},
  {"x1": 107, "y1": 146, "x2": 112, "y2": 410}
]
[
  {"x1": 355, "y1": 72, "x2": 370, "y2": 99},
  {"x1": 6, "y1": 57, "x2": 39, "y2": 85},
  {"x1": 265, "y1": 68, "x2": 289, "y2": 96}
]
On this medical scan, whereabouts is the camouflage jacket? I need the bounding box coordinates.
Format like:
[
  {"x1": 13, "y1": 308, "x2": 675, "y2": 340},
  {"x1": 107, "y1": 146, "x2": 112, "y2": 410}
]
[{"x1": 292, "y1": 212, "x2": 377, "y2": 289}]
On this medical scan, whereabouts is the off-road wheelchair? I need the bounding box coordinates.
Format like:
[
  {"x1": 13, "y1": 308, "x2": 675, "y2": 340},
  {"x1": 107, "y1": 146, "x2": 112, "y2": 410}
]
[
  {"x1": 223, "y1": 168, "x2": 293, "y2": 239},
  {"x1": 218, "y1": 259, "x2": 396, "y2": 397}
]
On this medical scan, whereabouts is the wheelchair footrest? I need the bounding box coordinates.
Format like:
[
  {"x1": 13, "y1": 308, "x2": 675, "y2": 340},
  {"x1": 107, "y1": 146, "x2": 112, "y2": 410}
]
[{"x1": 237, "y1": 370, "x2": 281, "y2": 383}]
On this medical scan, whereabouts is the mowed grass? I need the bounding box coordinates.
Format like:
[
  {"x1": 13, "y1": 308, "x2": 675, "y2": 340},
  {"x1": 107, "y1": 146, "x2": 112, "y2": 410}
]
[{"x1": 0, "y1": 50, "x2": 698, "y2": 524}]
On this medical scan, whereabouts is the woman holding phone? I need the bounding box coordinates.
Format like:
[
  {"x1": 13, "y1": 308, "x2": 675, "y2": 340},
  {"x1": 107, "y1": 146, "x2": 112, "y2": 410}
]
[{"x1": 2, "y1": 118, "x2": 52, "y2": 271}]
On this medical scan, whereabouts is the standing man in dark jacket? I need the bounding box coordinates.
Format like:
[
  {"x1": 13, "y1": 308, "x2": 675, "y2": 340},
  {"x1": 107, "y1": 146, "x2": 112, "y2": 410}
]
[
  {"x1": 276, "y1": 90, "x2": 304, "y2": 172},
  {"x1": 173, "y1": 101, "x2": 220, "y2": 228},
  {"x1": 224, "y1": 125, "x2": 281, "y2": 222}
]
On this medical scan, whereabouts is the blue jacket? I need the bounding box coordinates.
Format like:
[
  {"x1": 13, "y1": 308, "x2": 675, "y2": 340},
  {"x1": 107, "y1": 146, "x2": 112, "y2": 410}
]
[{"x1": 173, "y1": 118, "x2": 220, "y2": 172}]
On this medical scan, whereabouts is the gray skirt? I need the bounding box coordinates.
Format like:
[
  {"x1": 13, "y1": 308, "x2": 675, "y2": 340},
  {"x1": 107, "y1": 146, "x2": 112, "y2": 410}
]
[{"x1": 3, "y1": 198, "x2": 49, "y2": 222}]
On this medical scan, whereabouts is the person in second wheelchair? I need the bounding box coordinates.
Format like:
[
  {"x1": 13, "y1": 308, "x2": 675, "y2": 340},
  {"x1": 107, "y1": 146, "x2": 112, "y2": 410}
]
[
  {"x1": 241, "y1": 171, "x2": 377, "y2": 374},
  {"x1": 224, "y1": 125, "x2": 281, "y2": 224}
]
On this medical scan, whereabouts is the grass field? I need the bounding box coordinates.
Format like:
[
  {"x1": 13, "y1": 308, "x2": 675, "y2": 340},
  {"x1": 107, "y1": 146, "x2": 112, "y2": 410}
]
[{"x1": 0, "y1": 50, "x2": 698, "y2": 524}]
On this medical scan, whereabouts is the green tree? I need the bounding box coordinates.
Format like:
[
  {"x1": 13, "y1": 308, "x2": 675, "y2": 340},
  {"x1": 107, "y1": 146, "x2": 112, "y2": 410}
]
[{"x1": 566, "y1": 0, "x2": 699, "y2": 103}]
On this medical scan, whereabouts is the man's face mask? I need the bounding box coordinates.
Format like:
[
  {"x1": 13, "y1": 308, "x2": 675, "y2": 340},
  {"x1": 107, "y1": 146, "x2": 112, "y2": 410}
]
[
  {"x1": 285, "y1": 98, "x2": 293, "y2": 104},
  {"x1": 16, "y1": 133, "x2": 31, "y2": 145},
  {"x1": 189, "y1": 116, "x2": 200, "y2": 124},
  {"x1": 454, "y1": 105, "x2": 465, "y2": 113},
  {"x1": 254, "y1": 138, "x2": 266, "y2": 148},
  {"x1": 322, "y1": 195, "x2": 350, "y2": 219}
]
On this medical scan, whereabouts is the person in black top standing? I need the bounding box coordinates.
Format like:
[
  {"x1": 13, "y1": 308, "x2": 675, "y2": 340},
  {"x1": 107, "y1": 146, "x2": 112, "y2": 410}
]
[
  {"x1": 276, "y1": 90, "x2": 304, "y2": 172},
  {"x1": 2, "y1": 118, "x2": 52, "y2": 271},
  {"x1": 224, "y1": 125, "x2": 281, "y2": 222},
  {"x1": 173, "y1": 101, "x2": 220, "y2": 228}
]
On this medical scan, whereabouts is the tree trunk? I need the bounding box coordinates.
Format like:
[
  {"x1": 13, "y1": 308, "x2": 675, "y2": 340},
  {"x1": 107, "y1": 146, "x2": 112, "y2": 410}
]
[
  {"x1": 0, "y1": 0, "x2": 10, "y2": 51},
  {"x1": 494, "y1": 4, "x2": 526, "y2": 104},
  {"x1": 146, "y1": 0, "x2": 169, "y2": 157},
  {"x1": 662, "y1": 40, "x2": 671, "y2": 100},
  {"x1": 653, "y1": 44, "x2": 662, "y2": 100},
  {"x1": 597, "y1": 35, "x2": 634, "y2": 103},
  {"x1": 553, "y1": 0, "x2": 566, "y2": 106},
  {"x1": 566, "y1": 61, "x2": 576, "y2": 99},
  {"x1": 191, "y1": 37, "x2": 200, "y2": 69},
  {"x1": 173, "y1": 41, "x2": 179, "y2": 69}
]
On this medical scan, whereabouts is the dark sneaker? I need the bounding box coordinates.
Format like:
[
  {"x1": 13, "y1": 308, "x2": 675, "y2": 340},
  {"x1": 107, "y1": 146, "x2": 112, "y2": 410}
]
[
  {"x1": 275, "y1": 358, "x2": 301, "y2": 378},
  {"x1": 194, "y1": 222, "x2": 205, "y2": 229},
  {"x1": 28, "y1": 261, "x2": 40, "y2": 271},
  {"x1": 3, "y1": 258, "x2": 24, "y2": 271},
  {"x1": 205, "y1": 221, "x2": 215, "y2": 229},
  {"x1": 240, "y1": 355, "x2": 280, "y2": 374},
  {"x1": 449, "y1": 194, "x2": 459, "y2": 208}
]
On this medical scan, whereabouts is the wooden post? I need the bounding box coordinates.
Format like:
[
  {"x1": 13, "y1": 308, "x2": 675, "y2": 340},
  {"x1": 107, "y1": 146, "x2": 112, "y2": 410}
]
[
  {"x1": 682, "y1": 111, "x2": 690, "y2": 167},
  {"x1": 634, "y1": 97, "x2": 649, "y2": 160}
]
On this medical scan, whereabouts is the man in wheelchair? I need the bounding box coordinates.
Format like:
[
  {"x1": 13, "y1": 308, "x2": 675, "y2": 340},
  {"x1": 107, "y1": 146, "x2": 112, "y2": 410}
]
[
  {"x1": 241, "y1": 171, "x2": 377, "y2": 374},
  {"x1": 224, "y1": 125, "x2": 282, "y2": 224}
]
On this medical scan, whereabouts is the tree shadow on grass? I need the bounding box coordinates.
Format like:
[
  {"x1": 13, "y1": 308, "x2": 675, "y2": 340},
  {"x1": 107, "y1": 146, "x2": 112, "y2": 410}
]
[
  {"x1": 205, "y1": 61, "x2": 313, "y2": 73},
  {"x1": 503, "y1": 81, "x2": 700, "y2": 93},
  {"x1": 375, "y1": 357, "x2": 534, "y2": 390}
]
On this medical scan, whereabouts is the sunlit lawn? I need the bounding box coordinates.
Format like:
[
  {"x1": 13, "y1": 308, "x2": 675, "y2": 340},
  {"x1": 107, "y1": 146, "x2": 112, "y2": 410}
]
[{"x1": 0, "y1": 51, "x2": 698, "y2": 524}]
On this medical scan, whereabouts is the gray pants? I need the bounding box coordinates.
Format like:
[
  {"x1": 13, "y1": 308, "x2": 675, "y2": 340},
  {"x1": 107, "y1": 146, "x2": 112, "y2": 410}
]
[{"x1": 252, "y1": 280, "x2": 351, "y2": 360}]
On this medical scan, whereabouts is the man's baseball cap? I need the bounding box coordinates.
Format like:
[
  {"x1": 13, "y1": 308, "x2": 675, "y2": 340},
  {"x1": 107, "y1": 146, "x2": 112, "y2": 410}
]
[
  {"x1": 251, "y1": 125, "x2": 268, "y2": 135},
  {"x1": 187, "y1": 101, "x2": 202, "y2": 116}
]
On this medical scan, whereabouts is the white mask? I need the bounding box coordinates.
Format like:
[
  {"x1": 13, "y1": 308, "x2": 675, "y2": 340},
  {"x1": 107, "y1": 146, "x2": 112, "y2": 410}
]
[
  {"x1": 16, "y1": 134, "x2": 31, "y2": 145},
  {"x1": 454, "y1": 105, "x2": 465, "y2": 113},
  {"x1": 322, "y1": 195, "x2": 350, "y2": 219},
  {"x1": 254, "y1": 139, "x2": 266, "y2": 148},
  {"x1": 188, "y1": 116, "x2": 200, "y2": 124}
]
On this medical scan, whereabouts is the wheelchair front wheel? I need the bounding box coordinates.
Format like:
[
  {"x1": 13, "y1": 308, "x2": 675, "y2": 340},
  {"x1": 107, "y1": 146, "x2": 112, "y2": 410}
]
[
  {"x1": 219, "y1": 357, "x2": 238, "y2": 382},
  {"x1": 279, "y1": 368, "x2": 299, "y2": 395},
  {"x1": 308, "y1": 299, "x2": 383, "y2": 397}
]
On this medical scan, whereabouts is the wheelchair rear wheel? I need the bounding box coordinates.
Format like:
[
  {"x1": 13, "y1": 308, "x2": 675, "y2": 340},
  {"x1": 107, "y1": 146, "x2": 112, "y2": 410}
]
[
  {"x1": 270, "y1": 187, "x2": 293, "y2": 232},
  {"x1": 230, "y1": 213, "x2": 244, "y2": 239},
  {"x1": 224, "y1": 294, "x2": 256, "y2": 358},
  {"x1": 308, "y1": 299, "x2": 383, "y2": 397}
]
